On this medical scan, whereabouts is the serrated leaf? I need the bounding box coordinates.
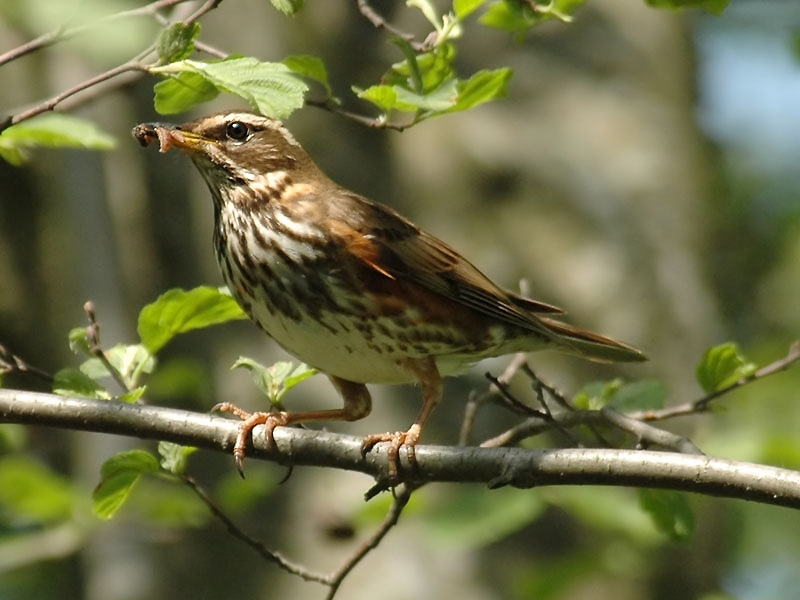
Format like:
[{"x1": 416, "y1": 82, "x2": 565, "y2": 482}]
[
  {"x1": 158, "y1": 441, "x2": 197, "y2": 475},
  {"x1": 454, "y1": 0, "x2": 487, "y2": 19},
  {"x1": 93, "y1": 450, "x2": 161, "y2": 519},
  {"x1": 53, "y1": 368, "x2": 110, "y2": 399},
  {"x1": 138, "y1": 286, "x2": 247, "y2": 354},
  {"x1": 0, "y1": 114, "x2": 115, "y2": 165},
  {"x1": 608, "y1": 380, "x2": 668, "y2": 412},
  {"x1": 270, "y1": 0, "x2": 305, "y2": 15},
  {"x1": 156, "y1": 22, "x2": 200, "y2": 63},
  {"x1": 638, "y1": 489, "x2": 694, "y2": 541},
  {"x1": 283, "y1": 54, "x2": 332, "y2": 97},
  {"x1": 154, "y1": 70, "x2": 220, "y2": 114},
  {"x1": 645, "y1": 0, "x2": 728, "y2": 14},
  {"x1": 450, "y1": 68, "x2": 512, "y2": 112},
  {"x1": 695, "y1": 342, "x2": 757, "y2": 394},
  {"x1": 151, "y1": 57, "x2": 308, "y2": 119},
  {"x1": 232, "y1": 357, "x2": 316, "y2": 405}
]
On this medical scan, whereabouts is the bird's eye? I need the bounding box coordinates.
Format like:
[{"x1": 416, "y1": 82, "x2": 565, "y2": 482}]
[{"x1": 226, "y1": 121, "x2": 249, "y2": 141}]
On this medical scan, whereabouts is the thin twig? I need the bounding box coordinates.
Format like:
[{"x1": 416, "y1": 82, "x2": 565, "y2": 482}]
[
  {"x1": 0, "y1": 344, "x2": 53, "y2": 383},
  {"x1": 182, "y1": 474, "x2": 329, "y2": 584},
  {"x1": 2, "y1": 58, "x2": 151, "y2": 131},
  {"x1": 325, "y1": 483, "x2": 416, "y2": 600},
  {"x1": 629, "y1": 341, "x2": 800, "y2": 421},
  {"x1": 83, "y1": 301, "x2": 131, "y2": 394},
  {"x1": 0, "y1": 0, "x2": 187, "y2": 68},
  {"x1": 355, "y1": 0, "x2": 432, "y2": 52},
  {"x1": 601, "y1": 406, "x2": 703, "y2": 455}
]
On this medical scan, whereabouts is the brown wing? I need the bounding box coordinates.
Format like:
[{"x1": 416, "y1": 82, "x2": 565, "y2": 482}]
[{"x1": 329, "y1": 192, "x2": 563, "y2": 337}]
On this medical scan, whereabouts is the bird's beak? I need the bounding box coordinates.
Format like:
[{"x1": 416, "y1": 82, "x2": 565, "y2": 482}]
[{"x1": 132, "y1": 122, "x2": 209, "y2": 155}]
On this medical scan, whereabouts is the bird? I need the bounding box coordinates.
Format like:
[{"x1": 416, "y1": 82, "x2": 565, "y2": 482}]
[{"x1": 133, "y1": 110, "x2": 645, "y2": 481}]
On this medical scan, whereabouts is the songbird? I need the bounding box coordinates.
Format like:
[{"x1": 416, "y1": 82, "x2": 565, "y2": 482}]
[{"x1": 133, "y1": 111, "x2": 645, "y2": 480}]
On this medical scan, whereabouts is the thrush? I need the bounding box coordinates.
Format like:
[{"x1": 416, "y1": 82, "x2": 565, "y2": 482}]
[{"x1": 133, "y1": 111, "x2": 645, "y2": 481}]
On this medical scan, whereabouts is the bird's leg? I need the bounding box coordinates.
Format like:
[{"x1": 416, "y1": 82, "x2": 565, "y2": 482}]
[
  {"x1": 361, "y1": 357, "x2": 443, "y2": 482},
  {"x1": 213, "y1": 376, "x2": 372, "y2": 477}
]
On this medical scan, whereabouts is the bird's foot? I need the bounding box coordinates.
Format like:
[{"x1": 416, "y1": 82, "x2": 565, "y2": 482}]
[
  {"x1": 212, "y1": 402, "x2": 289, "y2": 478},
  {"x1": 361, "y1": 425, "x2": 421, "y2": 484}
]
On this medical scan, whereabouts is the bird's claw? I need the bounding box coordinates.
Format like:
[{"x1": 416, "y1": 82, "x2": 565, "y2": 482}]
[
  {"x1": 361, "y1": 429, "x2": 420, "y2": 483},
  {"x1": 212, "y1": 403, "x2": 289, "y2": 477}
]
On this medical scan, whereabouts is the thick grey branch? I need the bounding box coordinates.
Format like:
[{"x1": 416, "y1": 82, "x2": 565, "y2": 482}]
[{"x1": 2, "y1": 389, "x2": 799, "y2": 509}]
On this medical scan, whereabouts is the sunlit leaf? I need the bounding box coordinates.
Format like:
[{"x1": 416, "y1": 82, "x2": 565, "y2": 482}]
[
  {"x1": 138, "y1": 286, "x2": 247, "y2": 354},
  {"x1": 695, "y1": 342, "x2": 757, "y2": 394},
  {"x1": 449, "y1": 68, "x2": 512, "y2": 112},
  {"x1": 93, "y1": 450, "x2": 161, "y2": 519},
  {"x1": 151, "y1": 57, "x2": 308, "y2": 119},
  {"x1": 454, "y1": 0, "x2": 488, "y2": 19},
  {"x1": 270, "y1": 0, "x2": 305, "y2": 15},
  {"x1": 284, "y1": 54, "x2": 332, "y2": 97},
  {"x1": 232, "y1": 357, "x2": 316, "y2": 404},
  {"x1": 355, "y1": 85, "x2": 398, "y2": 111}
]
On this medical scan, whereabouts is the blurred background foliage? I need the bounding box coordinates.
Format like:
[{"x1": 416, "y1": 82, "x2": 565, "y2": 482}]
[{"x1": 1, "y1": 0, "x2": 800, "y2": 599}]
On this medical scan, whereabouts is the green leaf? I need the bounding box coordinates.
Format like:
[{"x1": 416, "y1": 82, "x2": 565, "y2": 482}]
[
  {"x1": 355, "y1": 85, "x2": 398, "y2": 112},
  {"x1": 154, "y1": 70, "x2": 220, "y2": 114},
  {"x1": 156, "y1": 22, "x2": 200, "y2": 64},
  {"x1": 283, "y1": 54, "x2": 332, "y2": 97},
  {"x1": 0, "y1": 114, "x2": 115, "y2": 165},
  {"x1": 454, "y1": 0, "x2": 488, "y2": 19},
  {"x1": 0, "y1": 456, "x2": 75, "y2": 523},
  {"x1": 117, "y1": 385, "x2": 147, "y2": 404},
  {"x1": 695, "y1": 342, "x2": 757, "y2": 394},
  {"x1": 158, "y1": 441, "x2": 197, "y2": 475},
  {"x1": 645, "y1": 0, "x2": 728, "y2": 15},
  {"x1": 270, "y1": 0, "x2": 305, "y2": 15},
  {"x1": 638, "y1": 489, "x2": 694, "y2": 541},
  {"x1": 53, "y1": 368, "x2": 110, "y2": 399},
  {"x1": 138, "y1": 286, "x2": 247, "y2": 354},
  {"x1": 79, "y1": 344, "x2": 155, "y2": 389},
  {"x1": 151, "y1": 57, "x2": 308, "y2": 119},
  {"x1": 93, "y1": 450, "x2": 161, "y2": 519},
  {"x1": 450, "y1": 67, "x2": 512, "y2": 112},
  {"x1": 479, "y1": 0, "x2": 540, "y2": 34},
  {"x1": 68, "y1": 327, "x2": 91, "y2": 355},
  {"x1": 232, "y1": 358, "x2": 316, "y2": 405}
]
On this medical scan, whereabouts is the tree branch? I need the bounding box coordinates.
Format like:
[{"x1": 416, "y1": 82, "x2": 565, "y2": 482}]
[{"x1": 2, "y1": 388, "x2": 799, "y2": 509}]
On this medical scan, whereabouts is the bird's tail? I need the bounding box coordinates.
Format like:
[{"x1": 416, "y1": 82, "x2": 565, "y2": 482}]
[{"x1": 540, "y1": 317, "x2": 647, "y2": 363}]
